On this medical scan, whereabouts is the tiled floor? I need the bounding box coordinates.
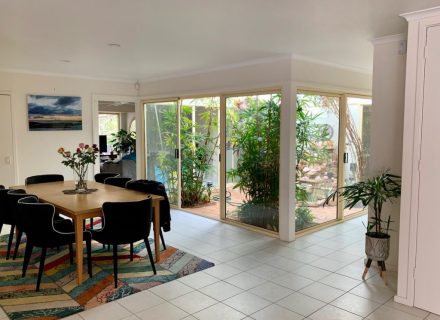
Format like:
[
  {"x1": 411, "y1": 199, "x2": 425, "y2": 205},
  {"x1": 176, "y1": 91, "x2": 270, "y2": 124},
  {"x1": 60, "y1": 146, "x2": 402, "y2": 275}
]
[{"x1": 1, "y1": 210, "x2": 438, "y2": 320}]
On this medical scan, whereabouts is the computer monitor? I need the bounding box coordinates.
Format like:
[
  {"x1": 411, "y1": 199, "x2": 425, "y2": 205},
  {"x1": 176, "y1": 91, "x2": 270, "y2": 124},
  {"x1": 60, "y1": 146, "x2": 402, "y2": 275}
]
[{"x1": 99, "y1": 135, "x2": 107, "y2": 153}]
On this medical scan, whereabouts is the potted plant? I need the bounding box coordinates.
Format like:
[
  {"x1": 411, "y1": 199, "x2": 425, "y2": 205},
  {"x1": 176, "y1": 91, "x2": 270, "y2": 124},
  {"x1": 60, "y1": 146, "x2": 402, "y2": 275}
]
[
  {"x1": 324, "y1": 171, "x2": 401, "y2": 271},
  {"x1": 109, "y1": 129, "x2": 136, "y2": 156}
]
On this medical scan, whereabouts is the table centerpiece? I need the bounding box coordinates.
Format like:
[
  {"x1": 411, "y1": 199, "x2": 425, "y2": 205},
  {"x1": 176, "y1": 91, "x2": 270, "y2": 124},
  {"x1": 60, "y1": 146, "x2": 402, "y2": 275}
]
[{"x1": 58, "y1": 143, "x2": 99, "y2": 193}]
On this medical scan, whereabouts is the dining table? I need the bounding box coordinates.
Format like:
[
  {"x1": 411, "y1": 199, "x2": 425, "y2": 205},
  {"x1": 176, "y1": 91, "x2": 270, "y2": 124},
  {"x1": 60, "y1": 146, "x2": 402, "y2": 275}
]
[{"x1": 15, "y1": 180, "x2": 164, "y2": 285}]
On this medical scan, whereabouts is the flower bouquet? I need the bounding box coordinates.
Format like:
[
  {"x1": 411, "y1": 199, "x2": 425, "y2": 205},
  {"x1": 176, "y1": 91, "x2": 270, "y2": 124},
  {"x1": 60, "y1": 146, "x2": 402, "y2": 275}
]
[{"x1": 58, "y1": 143, "x2": 99, "y2": 193}]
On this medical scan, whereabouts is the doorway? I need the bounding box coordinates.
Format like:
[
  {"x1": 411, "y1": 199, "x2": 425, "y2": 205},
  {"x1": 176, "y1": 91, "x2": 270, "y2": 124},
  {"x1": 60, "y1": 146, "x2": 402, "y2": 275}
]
[
  {"x1": 92, "y1": 95, "x2": 139, "y2": 179},
  {"x1": 144, "y1": 97, "x2": 220, "y2": 219},
  {"x1": 0, "y1": 95, "x2": 15, "y2": 187}
]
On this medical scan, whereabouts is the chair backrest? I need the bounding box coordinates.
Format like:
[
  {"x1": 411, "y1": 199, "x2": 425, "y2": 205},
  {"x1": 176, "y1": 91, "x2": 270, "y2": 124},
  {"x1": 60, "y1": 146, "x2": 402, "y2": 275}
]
[
  {"x1": 104, "y1": 177, "x2": 132, "y2": 188},
  {"x1": 126, "y1": 179, "x2": 171, "y2": 231},
  {"x1": 25, "y1": 174, "x2": 64, "y2": 185},
  {"x1": 17, "y1": 196, "x2": 61, "y2": 247},
  {"x1": 0, "y1": 188, "x2": 14, "y2": 224},
  {"x1": 7, "y1": 190, "x2": 37, "y2": 230},
  {"x1": 100, "y1": 197, "x2": 152, "y2": 244},
  {"x1": 0, "y1": 185, "x2": 4, "y2": 189},
  {"x1": 95, "y1": 172, "x2": 119, "y2": 183}
]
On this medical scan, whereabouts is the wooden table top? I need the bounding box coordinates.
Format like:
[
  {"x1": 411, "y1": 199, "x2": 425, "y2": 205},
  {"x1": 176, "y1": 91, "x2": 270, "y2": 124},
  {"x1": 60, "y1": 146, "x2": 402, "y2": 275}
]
[{"x1": 15, "y1": 181, "x2": 163, "y2": 216}]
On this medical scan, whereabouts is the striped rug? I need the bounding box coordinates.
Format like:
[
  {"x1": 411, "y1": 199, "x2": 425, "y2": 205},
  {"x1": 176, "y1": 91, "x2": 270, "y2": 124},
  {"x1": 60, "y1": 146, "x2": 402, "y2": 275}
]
[{"x1": 0, "y1": 235, "x2": 214, "y2": 320}]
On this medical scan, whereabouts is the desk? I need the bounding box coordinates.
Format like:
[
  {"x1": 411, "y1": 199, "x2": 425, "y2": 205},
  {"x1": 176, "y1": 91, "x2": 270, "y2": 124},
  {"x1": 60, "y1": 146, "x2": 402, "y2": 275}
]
[{"x1": 17, "y1": 181, "x2": 163, "y2": 284}]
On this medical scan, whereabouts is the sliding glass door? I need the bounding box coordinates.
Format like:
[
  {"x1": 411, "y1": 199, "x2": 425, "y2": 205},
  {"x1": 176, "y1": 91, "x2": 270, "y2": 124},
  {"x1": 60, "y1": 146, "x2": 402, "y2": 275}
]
[
  {"x1": 343, "y1": 96, "x2": 372, "y2": 217},
  {"x1": 144, "y1": 101, "x2": 179, "y2": 206},
  {"x1": 296, "y1": 93, "x2": 340, "y2": 231},
  {"x1": 225, "y1": 93, "x2": 281, "y2": 231}
]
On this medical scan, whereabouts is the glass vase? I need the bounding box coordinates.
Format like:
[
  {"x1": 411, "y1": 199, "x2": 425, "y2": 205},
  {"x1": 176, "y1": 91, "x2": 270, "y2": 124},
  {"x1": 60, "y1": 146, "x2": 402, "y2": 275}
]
[{"x1": 73, "y1": 165, "x2": 88, "y2": 193}]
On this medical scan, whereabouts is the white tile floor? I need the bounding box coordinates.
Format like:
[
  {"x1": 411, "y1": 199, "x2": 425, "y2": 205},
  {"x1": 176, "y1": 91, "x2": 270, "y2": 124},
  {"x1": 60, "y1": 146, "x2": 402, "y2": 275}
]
[{"x1": 1, "y1": 210, "x2": 438, "y2": 320}]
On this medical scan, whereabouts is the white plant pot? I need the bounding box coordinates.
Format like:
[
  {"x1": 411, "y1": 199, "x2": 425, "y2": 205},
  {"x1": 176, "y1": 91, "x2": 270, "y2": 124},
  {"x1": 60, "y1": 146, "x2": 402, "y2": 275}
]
[{"x1": 365, "y1": 234, "x2": 390, "y2": 261}]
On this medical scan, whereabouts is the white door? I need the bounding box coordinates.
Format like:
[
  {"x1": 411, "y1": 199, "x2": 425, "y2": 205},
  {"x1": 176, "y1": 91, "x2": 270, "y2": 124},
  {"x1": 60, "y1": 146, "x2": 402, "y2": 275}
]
[
  {"x1": 414, "y1": 25, "x2": 440, "y2": 314},
  {"x1": 0, "y1": 95, "x2": 15, "y2": 187}
]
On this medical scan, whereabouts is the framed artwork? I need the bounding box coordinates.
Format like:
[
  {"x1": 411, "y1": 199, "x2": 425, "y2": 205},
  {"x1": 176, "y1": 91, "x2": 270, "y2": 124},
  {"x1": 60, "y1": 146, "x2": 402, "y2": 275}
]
[{"x1": 27, "y1": 95, "x2": 82, "y2": 131}]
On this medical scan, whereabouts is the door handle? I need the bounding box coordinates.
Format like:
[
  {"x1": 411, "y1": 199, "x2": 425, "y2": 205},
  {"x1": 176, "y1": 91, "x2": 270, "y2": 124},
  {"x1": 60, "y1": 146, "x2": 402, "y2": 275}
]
[{"x1": 343, "y1": 153, "x2": 348, "y2": 163}]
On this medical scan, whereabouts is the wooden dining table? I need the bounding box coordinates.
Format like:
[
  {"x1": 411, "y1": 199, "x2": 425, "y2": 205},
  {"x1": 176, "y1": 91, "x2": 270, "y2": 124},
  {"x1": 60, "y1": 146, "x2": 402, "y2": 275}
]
[{"x1": 16, "y1": 181, "x2": 164, "y2": 285}]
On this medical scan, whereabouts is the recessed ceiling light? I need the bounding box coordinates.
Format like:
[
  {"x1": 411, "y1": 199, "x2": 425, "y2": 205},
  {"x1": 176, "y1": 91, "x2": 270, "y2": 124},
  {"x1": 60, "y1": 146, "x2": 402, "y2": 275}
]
[
  {"x1": 60, "y1": 59, "x2": 71, "y2": 63},
  {"x1": 107, "y1": 43, "x2": 121, "y2": 47}
]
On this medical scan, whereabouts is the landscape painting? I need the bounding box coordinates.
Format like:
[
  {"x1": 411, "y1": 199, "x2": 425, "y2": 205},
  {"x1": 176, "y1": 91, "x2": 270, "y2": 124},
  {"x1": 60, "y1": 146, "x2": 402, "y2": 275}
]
[{"x1": 28, "y1": 95, "x2": 82, "y2": 131}]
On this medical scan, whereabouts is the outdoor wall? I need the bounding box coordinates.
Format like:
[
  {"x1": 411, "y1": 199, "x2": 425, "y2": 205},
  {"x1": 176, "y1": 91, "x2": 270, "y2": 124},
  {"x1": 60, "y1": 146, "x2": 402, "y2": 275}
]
[
  {"x1": 0, "y1": 71, "x2": 137, "y2": 184},
  {"x1": 370, "y1": 35, "x2": 407, "y2": 270}
]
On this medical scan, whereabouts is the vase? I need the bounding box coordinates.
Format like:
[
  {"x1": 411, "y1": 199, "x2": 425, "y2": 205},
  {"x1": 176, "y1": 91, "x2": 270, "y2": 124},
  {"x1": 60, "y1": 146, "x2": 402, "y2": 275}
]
[{"x1": 73, "y1": 166, "x2": 88, "y2": 192}]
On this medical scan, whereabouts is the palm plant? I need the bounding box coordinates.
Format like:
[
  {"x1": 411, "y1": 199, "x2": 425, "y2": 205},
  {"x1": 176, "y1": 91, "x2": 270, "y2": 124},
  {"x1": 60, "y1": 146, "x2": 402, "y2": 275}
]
[{"x1": 324, "y1": 171, "x2": 401, "y2": 236}]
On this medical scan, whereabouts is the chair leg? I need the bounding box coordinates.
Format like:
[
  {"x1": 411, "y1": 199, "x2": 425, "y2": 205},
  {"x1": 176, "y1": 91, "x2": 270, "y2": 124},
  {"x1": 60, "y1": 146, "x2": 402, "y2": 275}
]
[
  {"x1": 6, "y1": 225, "x2": 15, "y2": 259},
  {"x1": 36, "y1": 247, "x2": 47, "y2": 292},
  {"x1": 130, "y1": 242, "x2": 134, "y2": 261},
  {"x1": 89, "y1": 218, "x2": 94, "y2": 230},
  {"x1": 22, "y1": 242, "x2": 34, "y2": 277},
  {"x1": 113, "y1": 244, "x2": 118, "y2": 288},
  {"x1": 144, "y1": 237, "x2": 156, "y2": 275},
  {"x1": 68, "y1": 243, "x2": 74, "y2": 265},
  {"x1": 86, "y1": 239, "x2": 92, "y2": 278},
  {"x1": 12, "y1": 229, "x2": 23, "y2": 260},
  {"x1": 159, "y1": 229, "x2": 166, "y2": 250}
]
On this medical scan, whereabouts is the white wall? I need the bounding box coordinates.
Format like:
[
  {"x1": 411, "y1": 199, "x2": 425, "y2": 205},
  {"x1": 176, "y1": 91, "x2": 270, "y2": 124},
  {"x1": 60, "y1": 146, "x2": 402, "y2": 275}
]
[
  {"x1": 370, "y1": 35, "x2": 407, "y2": 270},
  {"x1": 0, "y1": 71, "x2": 137, "y2": 184}
]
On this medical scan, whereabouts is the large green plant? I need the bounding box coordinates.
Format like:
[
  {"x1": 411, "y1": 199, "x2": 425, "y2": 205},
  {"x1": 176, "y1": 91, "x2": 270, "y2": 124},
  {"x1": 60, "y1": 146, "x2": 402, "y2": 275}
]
[
  {"x1": 110, "y1": 129, "x2": 136, "y2": 155},
  {"x1": 227, "y1": 94, "x2": 280, "y2": 230},
  {"x1": 157, "y1": 100, "x2": 219, "y2": 207},
  {"x1": 180, "y1": 103, "x2": 219, "y2": 207},
  {"x1": 324, "y1": 172, "x2": 401, "y2": 236}
]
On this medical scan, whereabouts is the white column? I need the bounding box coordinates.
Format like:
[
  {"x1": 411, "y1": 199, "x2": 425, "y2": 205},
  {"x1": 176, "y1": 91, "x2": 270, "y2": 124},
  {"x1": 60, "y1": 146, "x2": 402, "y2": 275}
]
[{"x1": 278, "y1": 82, "x2": 296, "y2": 241}]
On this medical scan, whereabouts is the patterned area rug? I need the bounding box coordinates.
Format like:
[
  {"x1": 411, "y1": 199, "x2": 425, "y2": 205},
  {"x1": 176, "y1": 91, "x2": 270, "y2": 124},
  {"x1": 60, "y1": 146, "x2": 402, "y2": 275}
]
[{"x1": 0, "y1": 235, "x2": 214, "y2": 320}]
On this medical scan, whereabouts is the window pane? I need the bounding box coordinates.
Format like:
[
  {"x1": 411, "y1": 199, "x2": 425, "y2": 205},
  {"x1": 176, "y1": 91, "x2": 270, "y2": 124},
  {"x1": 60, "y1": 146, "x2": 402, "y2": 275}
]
[
  {"x1": 225, "y1": 93, "x2": 281, "y2": 232},
  {"x1": 296, "y1": 93, "x2": 339, "y2": 231}
]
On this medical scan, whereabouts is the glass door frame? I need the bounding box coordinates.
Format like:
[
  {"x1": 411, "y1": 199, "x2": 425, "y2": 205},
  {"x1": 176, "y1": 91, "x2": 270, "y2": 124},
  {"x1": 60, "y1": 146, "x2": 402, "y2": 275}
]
[
  {"x1": 296, "y1": 89, "x2": 372, "y2": 231},
  {"x1": 142, "y1": 98, "x2": 181, "y2": 208}
]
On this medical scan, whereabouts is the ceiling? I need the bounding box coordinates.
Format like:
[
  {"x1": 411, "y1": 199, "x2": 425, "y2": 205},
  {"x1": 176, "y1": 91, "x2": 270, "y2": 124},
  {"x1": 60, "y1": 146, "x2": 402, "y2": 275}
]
[{"x1": 1, "y1": 0, "x2": 439, "y2": 81}]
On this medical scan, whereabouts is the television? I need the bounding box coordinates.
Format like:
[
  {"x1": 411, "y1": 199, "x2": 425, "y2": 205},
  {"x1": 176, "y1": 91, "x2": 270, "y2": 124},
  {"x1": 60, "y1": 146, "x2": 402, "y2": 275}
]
[{"x1": 99, "y1": 135, "x2": 107, "y2": 153}]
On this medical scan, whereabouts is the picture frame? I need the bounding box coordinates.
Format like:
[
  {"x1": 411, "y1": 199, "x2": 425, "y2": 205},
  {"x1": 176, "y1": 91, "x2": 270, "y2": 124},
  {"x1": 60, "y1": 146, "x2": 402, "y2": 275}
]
[{"x1": 27, "y1": 95, "x2": 82, "y2": 131}]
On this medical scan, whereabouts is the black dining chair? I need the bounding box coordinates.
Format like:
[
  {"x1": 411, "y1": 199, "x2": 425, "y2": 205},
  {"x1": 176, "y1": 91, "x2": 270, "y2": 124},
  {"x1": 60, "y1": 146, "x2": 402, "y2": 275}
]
[
  {"x1": 0, "y1": 188, "x2": 21, "y2": 259},
  {"x1": 90, "y1": 197, "x2": 156, "y2": 288},
  {"x1": 8, "y1": 190, "x2": 72, "y2": 260},
  {"x1": 95, "y1": 172, "x2": 119, "y2": 183},
  {"x1": 18, "y1": 196, "x2": 93, "y2": 291},
  {"x1": 104, "y1": 177, "x2": 132, "y2": 188},
  {"x1": 89, "y1": 173, "x2": 120, "y2": 230},
  {"x1": 126, "y1": 180, "x2": 170, "y2": 250},
  {"x1": 25, "y1": 174, "x2": 64, "y2": 185}
]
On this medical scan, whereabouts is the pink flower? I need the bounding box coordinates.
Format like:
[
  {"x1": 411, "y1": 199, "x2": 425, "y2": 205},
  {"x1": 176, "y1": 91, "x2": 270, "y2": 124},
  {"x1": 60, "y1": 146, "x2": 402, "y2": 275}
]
[
  {"x1": 79, "y1": 143, "x2": 85, "y2": 148},
  {"x1": 85, "y1": 144, "x2": 89, "y2": 149},
  {"x1": 65, "y1": 151, "x2": 71, "y2": 157},
  {"x1": 76, "y1": 148, "x2": 81, "y2": 153}
]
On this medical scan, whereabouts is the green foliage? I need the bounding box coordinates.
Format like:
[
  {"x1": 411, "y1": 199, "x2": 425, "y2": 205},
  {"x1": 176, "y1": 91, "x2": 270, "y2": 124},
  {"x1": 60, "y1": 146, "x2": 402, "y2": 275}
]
[
  {"x1": 294, "y1": 95, "x2": 332, "y2": 229},
  {"x1": 227, "y1": 94, "x2": 281, "y2": 205},
  {"x1": 180, "y1": 102, "x2": 219, "y2": 207},
  {"x1": 157, "y1": 99, "x2": 219, "y2": 207},
  {"x1": 110, "y1": 129, "x2": 136, "y2": 155},
  {"x1": 295, "y1": 206, "x2": 315, "y2": 230},
  {"x1": 226, "y1": 94, "x2": 280, "y2": 231},
  {"x1": 324, "y1": 171, "x2": 401, "y2": 235}
]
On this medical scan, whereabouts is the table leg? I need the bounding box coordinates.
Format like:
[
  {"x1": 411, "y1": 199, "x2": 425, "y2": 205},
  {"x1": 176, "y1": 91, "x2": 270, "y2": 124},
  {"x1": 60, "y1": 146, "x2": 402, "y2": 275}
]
[
  {"x1": 74, "y1": 217, "x2": 84, "y2": 285},
  {"x1": 153, "y1": 199, "x2": 160, "y2": 263}
]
